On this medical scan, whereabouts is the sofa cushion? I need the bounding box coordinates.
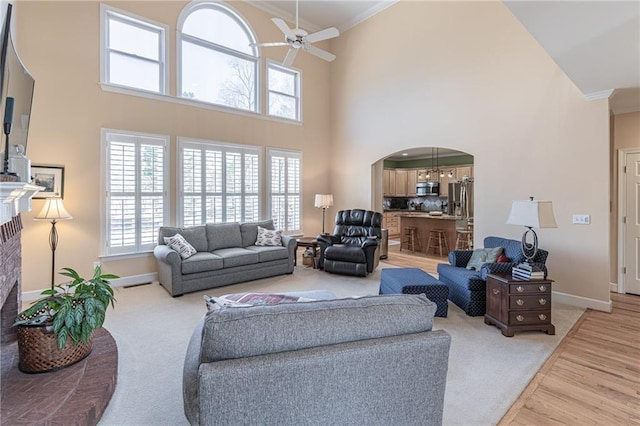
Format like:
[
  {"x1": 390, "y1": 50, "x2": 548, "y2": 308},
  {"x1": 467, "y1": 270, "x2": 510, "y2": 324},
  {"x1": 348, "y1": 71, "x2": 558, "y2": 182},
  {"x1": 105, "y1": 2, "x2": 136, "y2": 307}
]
[
  {"x1": 466, "y1": 247, "x2": 503, "y2": 271},
  {"x1": 212, "y1": 247, "x2": 259, "y2": 268},
  {"x1": 240, "y1": 220, "x2": 274, "y2": 247},
  {"x1": 158, "y1": 226, "x2": 208, "y2": 252},
  {"x1": 485, "y1": 237, "x2": 523, "y2": 264},
  {"x1": 181, "y1": 252, "x2": 224, "y2": 275},
  {"x1": 207, "y1": 223, "x2": 242, "y2": 251},
  {"x1": 437, "y1": 263, "x2": 485, "y2": 291},
  {"x1": 164, "y1": 233, "x2": 197, "y2": 259},
  {"x1": 200, "y1": 294, "x2": 437, "y2": 363},
  {"x1": 245, "y1": 245, "x2": 289, "y2": 262}
]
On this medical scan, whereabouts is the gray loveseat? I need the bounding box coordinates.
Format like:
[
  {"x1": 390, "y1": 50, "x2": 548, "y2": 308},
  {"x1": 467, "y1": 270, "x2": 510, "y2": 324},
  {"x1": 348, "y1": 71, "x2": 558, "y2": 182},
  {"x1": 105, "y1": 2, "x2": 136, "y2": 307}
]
[
  {"x1": 154, "y1": 220, "x2": 295, "y2": 297},
  {"x1": 183, "y1": 293, "x2": 451, "y2": 425}
]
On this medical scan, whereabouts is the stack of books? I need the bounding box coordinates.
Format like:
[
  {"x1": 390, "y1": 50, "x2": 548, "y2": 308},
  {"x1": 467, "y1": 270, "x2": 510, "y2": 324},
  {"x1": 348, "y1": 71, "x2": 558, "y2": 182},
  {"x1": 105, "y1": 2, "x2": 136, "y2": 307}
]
[{"x1": 512, "y1": 263, "x2": 545, "y2": 280}]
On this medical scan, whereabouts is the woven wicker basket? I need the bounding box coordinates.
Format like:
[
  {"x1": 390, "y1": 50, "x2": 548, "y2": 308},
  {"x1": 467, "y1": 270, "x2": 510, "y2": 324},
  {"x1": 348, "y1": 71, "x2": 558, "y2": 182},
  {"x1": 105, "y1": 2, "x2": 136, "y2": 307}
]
[{"x1": 15, "y1": 325, "x2": 93, "y2": 373}]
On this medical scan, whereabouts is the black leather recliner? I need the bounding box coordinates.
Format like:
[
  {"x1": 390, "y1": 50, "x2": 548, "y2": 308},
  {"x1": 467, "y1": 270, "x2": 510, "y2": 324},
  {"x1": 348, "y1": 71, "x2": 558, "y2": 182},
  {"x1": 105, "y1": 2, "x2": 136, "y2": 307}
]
[{"x1": 317, "y1": 209, "x2": 383, "y2": 277}]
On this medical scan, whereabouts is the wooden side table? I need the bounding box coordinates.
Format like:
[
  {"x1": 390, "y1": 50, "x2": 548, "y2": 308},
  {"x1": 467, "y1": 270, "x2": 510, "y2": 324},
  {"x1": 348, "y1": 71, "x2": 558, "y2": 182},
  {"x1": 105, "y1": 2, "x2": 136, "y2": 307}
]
[
  {"x1": 295, "y1": 237, "x2": 318, "y2": 268},
  {"x1": 484, "y1": 273, "x2": 555, "y2": 337}
]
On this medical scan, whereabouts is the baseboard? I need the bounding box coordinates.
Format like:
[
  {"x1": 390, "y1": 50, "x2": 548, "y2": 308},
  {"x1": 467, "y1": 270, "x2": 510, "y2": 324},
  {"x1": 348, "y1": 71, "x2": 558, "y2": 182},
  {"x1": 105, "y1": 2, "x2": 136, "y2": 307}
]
[
  {"x1": 21, "y1": 273, "x2": 159, "y2": 302},
  {"x1": 553, "y1": 291, "x2": 612, "y2": 313}
]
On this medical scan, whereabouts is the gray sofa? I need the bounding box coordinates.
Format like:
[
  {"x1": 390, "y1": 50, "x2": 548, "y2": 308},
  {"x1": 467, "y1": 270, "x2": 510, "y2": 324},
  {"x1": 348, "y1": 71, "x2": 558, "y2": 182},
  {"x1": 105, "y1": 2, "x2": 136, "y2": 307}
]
[
  {"x1": 183, "y1": 294, "x2": 451, "y2": 425},
  {"x1": 154, "y1": 220, "x2": 296, "y2": 297}
]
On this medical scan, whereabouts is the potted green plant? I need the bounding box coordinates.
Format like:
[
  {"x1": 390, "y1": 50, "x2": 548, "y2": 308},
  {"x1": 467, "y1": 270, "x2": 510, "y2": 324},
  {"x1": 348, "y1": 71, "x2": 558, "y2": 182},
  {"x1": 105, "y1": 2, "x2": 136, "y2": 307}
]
[{"x1": 13, "y1": 266, "x2": 118, "y2": 373}]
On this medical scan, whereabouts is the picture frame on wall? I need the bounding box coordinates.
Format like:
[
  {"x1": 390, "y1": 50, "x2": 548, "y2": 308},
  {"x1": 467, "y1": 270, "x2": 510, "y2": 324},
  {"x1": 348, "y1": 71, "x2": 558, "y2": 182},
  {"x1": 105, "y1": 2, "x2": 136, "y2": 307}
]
[{"x1": 32, "y1": 164, "x2": 65, "y2": 199}]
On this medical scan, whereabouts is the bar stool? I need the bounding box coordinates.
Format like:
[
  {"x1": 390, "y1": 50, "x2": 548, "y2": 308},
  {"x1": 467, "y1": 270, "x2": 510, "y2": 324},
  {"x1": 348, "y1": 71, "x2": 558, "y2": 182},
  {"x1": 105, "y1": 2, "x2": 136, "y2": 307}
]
[
  {"x1": 455, "y1": 230, "x2": 473, "y2": 250},
  {"x1": 401, "y1": 227, "x2": 419, "y2": 253},
  {"x1": 427, "y1": 229, "x2": 449, "y2": 257}
]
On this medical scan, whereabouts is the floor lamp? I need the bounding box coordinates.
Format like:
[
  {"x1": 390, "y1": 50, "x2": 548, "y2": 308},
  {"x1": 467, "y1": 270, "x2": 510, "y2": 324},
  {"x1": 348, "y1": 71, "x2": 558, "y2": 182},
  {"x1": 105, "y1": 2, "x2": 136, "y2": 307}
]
[
  {"x1": 314, "y1": 194, "x2": 333, "y2": 234},
  {"x1": 34, "y1": 198, "x2": 73, "y2": 289}
]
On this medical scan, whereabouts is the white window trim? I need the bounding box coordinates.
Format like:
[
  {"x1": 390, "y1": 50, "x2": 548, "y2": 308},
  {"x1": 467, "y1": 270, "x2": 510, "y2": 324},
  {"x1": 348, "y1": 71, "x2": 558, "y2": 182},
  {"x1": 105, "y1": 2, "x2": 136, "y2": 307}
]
[
  {"x1": 177, "y1": 137, "x2": 262, "y2": 227},
  {"x1": 266, "y1": 147, "x2": 303, "y2": 235},
  {"x1": 100, "y1": 128, "x2": 170, "y2": 257},
  {"x1": 176, "y1": 1, "x2": 261, "y2": 113},
  {"x1": 100, "y1": 3, "x2": 169, "y2": 94},
  {"x1": 266, "y1": 59, "x2": 302, "y2": 122}
]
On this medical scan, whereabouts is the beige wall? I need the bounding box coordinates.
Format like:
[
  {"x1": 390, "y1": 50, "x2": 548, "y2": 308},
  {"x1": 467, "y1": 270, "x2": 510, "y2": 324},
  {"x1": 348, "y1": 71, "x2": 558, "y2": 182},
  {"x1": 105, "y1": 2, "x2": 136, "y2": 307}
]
[
  {"x1": 330, "y1": 1, "x2": 611, "y2": 307},
  {"x1": 15, "y1": 1, "x2": 332, "y2": 292},
  {"x1": 610, "y1": 112, "x2": 640, "y2": 283}
]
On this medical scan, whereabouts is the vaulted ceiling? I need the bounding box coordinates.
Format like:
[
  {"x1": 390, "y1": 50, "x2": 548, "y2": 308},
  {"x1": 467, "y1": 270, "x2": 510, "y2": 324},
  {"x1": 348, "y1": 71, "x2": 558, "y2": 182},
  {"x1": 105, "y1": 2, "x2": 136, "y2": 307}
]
[{"x1": 252, "y1": 0, "x2": 640, "y2": 114}]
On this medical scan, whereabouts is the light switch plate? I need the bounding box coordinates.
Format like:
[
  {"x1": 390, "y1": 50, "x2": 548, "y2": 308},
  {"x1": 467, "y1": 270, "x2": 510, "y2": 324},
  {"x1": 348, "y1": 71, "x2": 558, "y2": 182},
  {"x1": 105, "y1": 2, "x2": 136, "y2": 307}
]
[{"x1": 572, "y1": 214, "x2": 590, "y2": 224}]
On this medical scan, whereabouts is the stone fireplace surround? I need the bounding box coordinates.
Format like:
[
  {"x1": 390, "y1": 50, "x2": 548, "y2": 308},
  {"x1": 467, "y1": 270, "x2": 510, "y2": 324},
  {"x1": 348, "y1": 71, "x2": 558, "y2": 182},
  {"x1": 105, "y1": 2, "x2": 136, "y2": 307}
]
[{"x1": 0, "y1": 214, "x2": 21, "y2": 344}]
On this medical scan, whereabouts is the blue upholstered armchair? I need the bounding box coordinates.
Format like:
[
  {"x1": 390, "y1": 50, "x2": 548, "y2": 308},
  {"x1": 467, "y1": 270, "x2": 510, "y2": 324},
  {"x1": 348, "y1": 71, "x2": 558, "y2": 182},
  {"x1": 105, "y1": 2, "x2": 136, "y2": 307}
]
[{"x1": 437, "y1": 236, "x2": 549, "y2": 316}]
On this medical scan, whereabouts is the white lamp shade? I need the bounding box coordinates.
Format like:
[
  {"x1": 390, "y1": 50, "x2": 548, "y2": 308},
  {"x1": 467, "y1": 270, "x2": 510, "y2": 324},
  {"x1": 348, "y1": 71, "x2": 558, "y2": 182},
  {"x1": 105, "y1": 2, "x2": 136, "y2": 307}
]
[
  {"x1": 34, "y1": 198, "x2": 73, "y2": 221},
  {"x1": 314, "y1": 194, "x2": 334, "y2": 209},
  {"x1": 507, "y1": 199, "x2": 557, "y2": 228}
]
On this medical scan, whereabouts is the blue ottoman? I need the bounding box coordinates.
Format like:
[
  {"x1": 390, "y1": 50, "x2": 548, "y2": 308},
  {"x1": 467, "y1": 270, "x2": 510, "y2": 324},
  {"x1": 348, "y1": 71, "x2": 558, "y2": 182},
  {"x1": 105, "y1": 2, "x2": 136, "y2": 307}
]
[{"x1": 379, "y1": 268, "x2": 449, "y2": 317}]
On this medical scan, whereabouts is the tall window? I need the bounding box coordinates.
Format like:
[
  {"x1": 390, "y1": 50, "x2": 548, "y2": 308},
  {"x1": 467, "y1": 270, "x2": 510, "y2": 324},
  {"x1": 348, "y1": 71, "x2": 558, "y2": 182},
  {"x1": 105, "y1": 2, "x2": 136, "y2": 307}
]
[
  {"x1": 267, "y1": 148, "x2": 301, "y2": 233},
  {"x1": 267, "y1": 62, "x2": 301, "y2": 121},
  {"x1": 101, "y1": 5, "x2": 168, "y2": 93},
  {"x1": 178, "y1": 3, "x2": 259, "y2": 112},
  {"x1": 102, "y1": 129, "x2": 169, "y2": 256},
  {"x1": 179, "y1": 139, "x2": 261, "y2": 226}
]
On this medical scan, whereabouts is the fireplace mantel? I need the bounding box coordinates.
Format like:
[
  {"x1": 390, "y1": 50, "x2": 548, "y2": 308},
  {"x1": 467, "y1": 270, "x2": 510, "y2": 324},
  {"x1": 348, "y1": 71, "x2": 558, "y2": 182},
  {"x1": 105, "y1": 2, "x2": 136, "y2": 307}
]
[{"x1": 0, "y1": 182, "x2": 43, "y2": 226}]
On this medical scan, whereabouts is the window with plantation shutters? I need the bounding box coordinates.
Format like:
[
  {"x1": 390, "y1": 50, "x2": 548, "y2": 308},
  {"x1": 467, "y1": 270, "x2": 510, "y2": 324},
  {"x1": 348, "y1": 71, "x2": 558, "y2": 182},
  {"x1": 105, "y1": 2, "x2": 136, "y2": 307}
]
[
  {"x1": 178, "y1": 139, "x2": 261, "y2": 226},
  {"x1": 267, "y1": 148, "x2": 301, "y2": 234},
  {"x1": 102, "y1": 129, "x2": 169, "y2": 256}
]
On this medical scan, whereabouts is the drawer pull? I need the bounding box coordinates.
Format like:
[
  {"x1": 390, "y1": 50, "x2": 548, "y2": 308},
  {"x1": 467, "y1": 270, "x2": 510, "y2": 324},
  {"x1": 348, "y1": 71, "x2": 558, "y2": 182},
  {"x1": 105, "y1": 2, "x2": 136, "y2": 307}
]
[
  {"x1": 538, "y1": 285, "x2": 547, "y2": 292},
  {"x1": 516, "y1": 315, "x2": 525, "y2": 322},
  {"x1": 516, "y1": 299, "x2": 525, "y2": 306},
  {"x1": 538, "y1": 298, "x2": 547, "y2": 305},
  {"x1": 492, "y1": 289, "x2": 500, "y2": 295},
  {"x1": 538, "y1": 314, "x2": 547, "y2": 321},
  {"x1": 516, "y1": 286, "x2": 525, "y2": 293}
]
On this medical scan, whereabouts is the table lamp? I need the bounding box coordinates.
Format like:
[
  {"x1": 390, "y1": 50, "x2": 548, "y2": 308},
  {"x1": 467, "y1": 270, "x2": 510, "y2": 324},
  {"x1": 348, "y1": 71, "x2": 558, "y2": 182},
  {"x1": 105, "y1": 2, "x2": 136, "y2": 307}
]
[
  {"x1": 34, "y1": 197, "x2": 73, "y2": 289},
  {"x1": 506, "y1": 197, "x2": 556, "y2": 270},
  {"x1": 314, "y1": 194, "x2": 333, "y2": 234}
]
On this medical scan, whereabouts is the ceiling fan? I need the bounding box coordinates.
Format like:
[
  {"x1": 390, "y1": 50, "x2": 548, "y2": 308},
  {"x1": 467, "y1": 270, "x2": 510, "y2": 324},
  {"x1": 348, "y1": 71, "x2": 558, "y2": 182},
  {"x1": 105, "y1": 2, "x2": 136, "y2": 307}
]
[{"x1": 252, "y1": 0, "x2": 340, "y2": 66}]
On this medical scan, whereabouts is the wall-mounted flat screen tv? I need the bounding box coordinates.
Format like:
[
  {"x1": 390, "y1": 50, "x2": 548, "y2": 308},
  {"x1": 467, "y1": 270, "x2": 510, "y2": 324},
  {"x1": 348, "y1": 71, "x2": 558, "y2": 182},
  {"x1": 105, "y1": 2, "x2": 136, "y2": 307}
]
[{"x1": 0, "y1": 3, "x2": 35, "y2": 159}]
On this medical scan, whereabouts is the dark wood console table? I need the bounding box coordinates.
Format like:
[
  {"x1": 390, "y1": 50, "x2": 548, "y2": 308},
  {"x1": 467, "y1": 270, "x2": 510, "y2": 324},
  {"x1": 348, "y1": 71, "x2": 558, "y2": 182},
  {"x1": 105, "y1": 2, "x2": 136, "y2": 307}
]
[{"x1": 484, "y1": 273, "x2": 555, "y2": 337}]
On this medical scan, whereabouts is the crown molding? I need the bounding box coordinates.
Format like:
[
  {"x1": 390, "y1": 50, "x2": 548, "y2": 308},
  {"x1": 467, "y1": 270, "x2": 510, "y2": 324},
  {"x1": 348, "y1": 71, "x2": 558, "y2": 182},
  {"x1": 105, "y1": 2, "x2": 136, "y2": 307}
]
[
  {"x1": 339, "y1": 0, "x2": 398, "y2": 33},
  {"x1": 246, "y1": 1, "x2": 322, "y2": 33},
  {"x1": 584, "y1": 89, "x2": 614, "y2": 101}
]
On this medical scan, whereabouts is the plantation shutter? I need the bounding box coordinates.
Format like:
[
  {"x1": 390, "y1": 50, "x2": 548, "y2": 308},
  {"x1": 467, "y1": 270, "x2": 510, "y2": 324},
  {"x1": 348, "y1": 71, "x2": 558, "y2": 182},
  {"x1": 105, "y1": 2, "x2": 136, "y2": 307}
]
[
  {"x1": 104, "y1": 130, "x2": 168, "y2": 255},
  {"x1": 268, "y1": 148, "x2": 302, "y2": 234},
  {"x1": 178, "y1": 139, "x2": 261, "y2": 226}
]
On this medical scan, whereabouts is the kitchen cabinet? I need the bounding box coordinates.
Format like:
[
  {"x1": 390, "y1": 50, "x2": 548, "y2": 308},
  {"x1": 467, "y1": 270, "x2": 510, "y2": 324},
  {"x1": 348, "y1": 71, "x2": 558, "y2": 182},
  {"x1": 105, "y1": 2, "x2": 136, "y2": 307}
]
[
  {"x1": 439, "y1": 172, "x2": 456, "y2": 197},
  {"x1": 417, "y1": 169, "x2": 428, "y2": 182},
  {"x1": 406, "y1": 170, "x2": 417, "y2": 196},
  {"x1": 456, "y1": 165, "x2": 473, "y2": 180},
  {"x1": 395, "y1": 169, "x2": 408, "y2": 196},
  {"x1": 383, "y1": 169, "x2": 396, "y2": 196},
  {"x1": 383, "y1": 212, "x2": 401, "y2": 237}
]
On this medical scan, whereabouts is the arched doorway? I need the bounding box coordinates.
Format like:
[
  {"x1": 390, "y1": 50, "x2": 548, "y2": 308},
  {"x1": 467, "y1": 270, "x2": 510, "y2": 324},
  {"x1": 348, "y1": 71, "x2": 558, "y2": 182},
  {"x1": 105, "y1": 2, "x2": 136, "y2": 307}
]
[{"x1": 372, "y1": 147, "x2": 474, "y2": 269}]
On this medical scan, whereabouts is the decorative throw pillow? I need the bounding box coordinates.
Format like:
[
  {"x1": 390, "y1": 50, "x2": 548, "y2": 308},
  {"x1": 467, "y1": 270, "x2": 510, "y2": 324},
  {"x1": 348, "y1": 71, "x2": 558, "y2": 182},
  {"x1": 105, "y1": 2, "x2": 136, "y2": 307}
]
[
  {"x1": 204, "y1": 293, "x2": 317, "y2": 311},
  {"x1": 255, "y1": 226, "x2": 283, "y2": 246},
  {"x1": 466, "y1": 247, "x2": 504, "y2": 271},
  {"x1": 496, "y1": 253, "x2": 510, "y2": 263},
  {"x1": 163, "y1": 233, "x2": 197, "y2": 259}
]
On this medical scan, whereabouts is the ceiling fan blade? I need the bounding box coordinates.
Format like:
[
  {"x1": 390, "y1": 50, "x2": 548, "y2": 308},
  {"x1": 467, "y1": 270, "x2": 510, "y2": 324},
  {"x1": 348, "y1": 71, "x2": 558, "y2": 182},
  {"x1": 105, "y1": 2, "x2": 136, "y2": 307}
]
[
  {"x1": 305, "y1": 27, "x2": 339, "y2": 44},
  {"x1": 272, "y1": 18, "x2": 295, "y2": 40},
  {"x1": 283, "y1": 48, "x2": 299, "y2": 67},
  {"x1": 305, "y1": 45, "x2": 336, "y2": 62},
  {"x1": 250, "y1": 42, "x2": 289, "y2": 48}
]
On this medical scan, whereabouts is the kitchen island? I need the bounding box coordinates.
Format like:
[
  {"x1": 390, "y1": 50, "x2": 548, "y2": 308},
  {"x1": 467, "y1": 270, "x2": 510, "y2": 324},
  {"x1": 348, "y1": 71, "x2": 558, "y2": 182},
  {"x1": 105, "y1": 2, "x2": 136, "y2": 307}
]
[{"x1": 397, "y1": 213, "x2": 471, "y2": 256}]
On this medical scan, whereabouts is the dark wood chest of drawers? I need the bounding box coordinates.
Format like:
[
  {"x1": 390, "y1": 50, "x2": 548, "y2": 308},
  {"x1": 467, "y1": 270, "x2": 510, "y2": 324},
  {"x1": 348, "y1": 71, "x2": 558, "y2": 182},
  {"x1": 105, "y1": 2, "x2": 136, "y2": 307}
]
[{"x1": 484, "y1": 273, "x2": 555, "y2": 337}]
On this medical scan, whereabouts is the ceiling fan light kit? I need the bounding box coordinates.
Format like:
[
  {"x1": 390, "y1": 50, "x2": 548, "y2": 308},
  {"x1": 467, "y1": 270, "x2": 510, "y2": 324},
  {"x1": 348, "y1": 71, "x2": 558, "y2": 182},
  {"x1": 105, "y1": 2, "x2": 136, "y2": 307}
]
[{"x1": 251, "y1": 0, "x2": 339, "y2": 66}]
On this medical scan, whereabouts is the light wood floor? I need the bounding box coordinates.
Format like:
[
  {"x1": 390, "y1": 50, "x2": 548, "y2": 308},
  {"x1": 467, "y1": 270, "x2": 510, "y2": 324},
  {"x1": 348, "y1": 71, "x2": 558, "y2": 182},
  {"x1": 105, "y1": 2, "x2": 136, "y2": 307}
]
[{"x1": 384, "y1": 243, "x2": 640, "y2": 425}]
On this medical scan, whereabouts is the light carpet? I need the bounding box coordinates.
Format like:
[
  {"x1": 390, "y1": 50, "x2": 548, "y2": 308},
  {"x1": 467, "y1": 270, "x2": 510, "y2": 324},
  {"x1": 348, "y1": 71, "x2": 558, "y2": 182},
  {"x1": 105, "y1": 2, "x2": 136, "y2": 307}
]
[{"x1": 99, "y1": 263, "x2": 584, "y2": 425}]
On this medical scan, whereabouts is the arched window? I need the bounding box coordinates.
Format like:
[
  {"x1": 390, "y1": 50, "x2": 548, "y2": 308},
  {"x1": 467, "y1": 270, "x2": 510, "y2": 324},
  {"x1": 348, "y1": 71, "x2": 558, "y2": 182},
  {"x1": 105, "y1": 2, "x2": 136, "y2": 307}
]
[{"x1": 178, "y1": 3, "x2": 258, "y2": 112}]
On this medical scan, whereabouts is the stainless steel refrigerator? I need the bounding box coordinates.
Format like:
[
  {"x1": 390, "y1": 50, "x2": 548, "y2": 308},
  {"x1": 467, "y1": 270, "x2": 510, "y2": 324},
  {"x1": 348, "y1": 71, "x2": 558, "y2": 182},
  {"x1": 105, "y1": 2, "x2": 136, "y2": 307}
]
[{"x1": 448, "y1": 181, "x2": 474, "y2": 218}]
